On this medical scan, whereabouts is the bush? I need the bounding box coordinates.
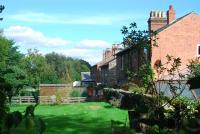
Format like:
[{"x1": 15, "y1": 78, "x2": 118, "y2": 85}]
[
  {"x1": 55, "y1": 92, "x2": 62, "y2": 104},
  {"x1": 127, "y1": 83, "x2": 146, "y2": 94},
  {"x1": 70, "y1": 90, "x2": 81, "y2": 97},
  {"x1": 103, "y1": 88, "x2": 121, "y2": 101}
]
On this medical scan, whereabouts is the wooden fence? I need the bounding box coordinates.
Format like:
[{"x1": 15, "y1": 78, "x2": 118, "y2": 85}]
[{"x1": 11, "y1": 96, "x2": 87, "y2": 104}]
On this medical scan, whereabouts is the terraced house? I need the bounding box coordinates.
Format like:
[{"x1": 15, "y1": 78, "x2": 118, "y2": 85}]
[
  {"x1": 91, "y1": 45, "x2": 122, "y2": 85},
  {"x1": 92, "y1": 5, "x2": 200, "y2": 91}
]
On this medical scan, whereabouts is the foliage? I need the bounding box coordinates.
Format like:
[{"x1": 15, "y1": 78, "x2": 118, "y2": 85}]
[
  {"x1": 121, "y1": 22, "x2": 153, "y2": 49},
  {"x1": 0, "y1": 92, "x2": 45, "y2": 134},
  {"x1": 0, "y1": 36, "x2": 27, "y2": 104},
  {"x1": 126, "y1": 83, "x2": 146, "y2": 94},
  {"x1": 127, "y1": 63, "x2": 154, "y2": 88},
  {"x1": 121, "y1": 22, "x2": 156, "y2": 87},
  {"x1": 126, "y1": 55, "x2": 200, "y2": 133},
  {"x1": 171, "y1": 96, "x2": 200, "y2": 118},
  {"x1": 55, "y1": 92, "x2": 63, "y2": 105},
  {"x1": 187, "y1": 59, "x2": 200, "y2": 89},
  {"x1": 21, "y1": 50, "x2": 91, "y2": 86},
  {"x1": 45, "y1": 52, "x2": 90, "y2": 83},
  {"x1": 187, "y1": 58, "x2": 200, "y2": 77},
  {"x1": 103, "y1": 88, "x2": 121, "y2": 101},
  {"x1": 1, "y1": 66, "x2": 27, "y2": 103},
  {"x1": 114, "y1": 21, "x2": 200, "y2": 133},
  {"x1": 0, "y1": 36, "x2": 46, "y2": 133},
  {"x1": 147, "y1": 55, "x2": 186, "y2": 96},
  {"x1": 21, "y1": 49, "x2": 58, "y2": 87},
  {"x1": 70, "y1": 90, "x2": 81, "y2": 97},
  {"x1": 0, "y1": 5, "x2": 4, "y2": 21}
]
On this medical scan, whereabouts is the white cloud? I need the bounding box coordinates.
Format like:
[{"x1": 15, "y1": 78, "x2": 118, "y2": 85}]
[
  {"x1": 3, "y1": 26, "x2": 110, "y2": 65},
  {"x1": 4, "y1": 26, "x2": 71, "y2": 48},
  {"x1": 8, "y1": 12, "x2": 131, "y2": 25},
  {"x1": 55, "y1": 48, "x2": 103, "y2": 65}
]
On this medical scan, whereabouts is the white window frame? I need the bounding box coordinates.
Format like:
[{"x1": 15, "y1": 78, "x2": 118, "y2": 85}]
[{"x1": 197, "y1": 44, "x2": 200, "y2": 57}]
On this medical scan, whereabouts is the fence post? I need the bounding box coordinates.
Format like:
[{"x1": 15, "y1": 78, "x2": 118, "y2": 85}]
[{"x1": 19, "y1": 96, "x2": 21, "y2": 105}]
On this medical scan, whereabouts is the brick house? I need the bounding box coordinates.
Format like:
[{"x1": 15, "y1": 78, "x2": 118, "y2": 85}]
[
  {"x1": 116, "y1": 46, "x2": 145, "y2": 85},
  {"x1": 149, "y1": 5, "x2": 200, "y2": 79},
  {"x1": 115, "y1": 5, "x2": 200, "y2": 83},
  {"x1": 91, "y1": 45, "x2": 122, "y2": 85},
  {"x1": 92, "y1": 5, "x2": 200, "y2": 96}
]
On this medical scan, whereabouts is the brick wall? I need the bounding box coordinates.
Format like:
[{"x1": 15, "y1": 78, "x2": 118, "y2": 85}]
[
  {"x1": 151, "y1": 13, "x2": 200, "y2": 78},
  {"x1": 39, "y1": 84, "x2": 73, "y2": 97}
]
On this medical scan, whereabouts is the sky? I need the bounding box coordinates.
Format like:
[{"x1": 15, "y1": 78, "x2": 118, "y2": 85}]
[{"x1": 1, "y1": 0, "x2": 200, "y2": 65}]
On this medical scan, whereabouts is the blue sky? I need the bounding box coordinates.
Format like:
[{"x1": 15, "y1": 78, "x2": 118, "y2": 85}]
[{"x1": 1, "y1": 0, "x2": 200, "y2": 65}]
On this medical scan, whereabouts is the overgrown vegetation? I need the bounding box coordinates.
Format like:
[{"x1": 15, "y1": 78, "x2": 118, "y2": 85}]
[
  {"x1": 103, "y1": 22, "x2": 200, "y2": 133},
  {"x1": 187, "y1": 58, "x2": 200, "y2": 90},
  {"x1": 121, "y1": 22, "x2": 155, "y2": 88}
]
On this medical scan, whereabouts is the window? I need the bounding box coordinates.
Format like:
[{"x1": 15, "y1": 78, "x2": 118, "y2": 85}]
[{"x1": 197, "y1": 44, "x2": 200, "y2": 57}]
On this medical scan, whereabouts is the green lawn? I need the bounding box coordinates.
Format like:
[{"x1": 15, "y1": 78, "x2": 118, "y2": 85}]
[{"x1": 10, "y1": 102, "x2": 129, "y2": 134}]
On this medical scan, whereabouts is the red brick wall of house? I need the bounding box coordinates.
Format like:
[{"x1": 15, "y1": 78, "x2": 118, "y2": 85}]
[{"x1": 151, "y1": 13, "x2": 200, "y2": 78}]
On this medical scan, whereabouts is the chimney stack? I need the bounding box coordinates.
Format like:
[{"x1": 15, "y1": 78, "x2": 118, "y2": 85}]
[
  {"x1": 103, "y1": 48, "x2": 112, "y2": 60},
  {"x1": 148, "y1": 10, "x2": 167, "y2": 31},
  {"x1": 167, "y1": 5, "x2": 176, "y2": 24}
]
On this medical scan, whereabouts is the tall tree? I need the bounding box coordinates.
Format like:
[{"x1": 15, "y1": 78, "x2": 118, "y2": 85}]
[
  {"x1": 22, "y1": 49, "x2": 58, "y2": 87},
  {"x1": 45, "y1": 52, "x2": 90, "y2": 83},
  {"x1": 45, "y1": 52, "x2": 68, "y2": 80},
  {"x1": 0, "y1": 36, "x2": 26, "y2": 93}
]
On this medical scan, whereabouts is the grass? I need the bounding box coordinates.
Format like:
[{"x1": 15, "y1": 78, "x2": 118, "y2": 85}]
[{"x1": 10, "y1": 102, "x2": 129, "y2": 134}]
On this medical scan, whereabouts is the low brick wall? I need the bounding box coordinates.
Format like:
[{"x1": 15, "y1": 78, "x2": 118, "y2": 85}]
[{"x1": 39, "y1": 84, "x2": 73, "y2": 97}]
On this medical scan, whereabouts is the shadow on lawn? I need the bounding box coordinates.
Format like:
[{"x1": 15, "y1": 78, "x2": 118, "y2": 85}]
[{"x1": 43, "y1": 114, "x2": 112, "y2": 134}]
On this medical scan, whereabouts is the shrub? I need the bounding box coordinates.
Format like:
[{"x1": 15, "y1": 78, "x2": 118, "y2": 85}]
[
  {"x1": 103, "y1": 88, "x2": 121, "y2": 101},
  {"x1": 127, "y1": 83, "x2": 146, "y2": 94},
  {"x1": 55, "y1": 92, "x2": 62, "y2": 104},
  {"x1": 70, "y1": 90, "x2": 81, "y2": 97}
]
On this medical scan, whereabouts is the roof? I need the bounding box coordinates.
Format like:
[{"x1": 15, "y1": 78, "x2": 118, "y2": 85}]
[
  {"x1": 98, "y1": 55, "x2": 116, "y2": 67},
  {"x1": 81, "y1": 72, "x2": 93, "y2": 81},
  {"x1": 116, "y1": 45, "x2": 134, "y2": 56},
  {"x1": 156, "y1": 12, "x2": 194, "y2": 33},
  {"x1": 116, "y1": 12, "x2": 196, "y2": 56}
]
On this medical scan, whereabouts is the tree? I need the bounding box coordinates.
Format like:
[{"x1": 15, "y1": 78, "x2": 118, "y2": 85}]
[
  {"x1": 0, "y1": 36, "x2": 29, "y2": 134},
  {"x1": 45, "y1": 52, "x2": 68, "y2": 82},
  {"x1": 187, "y1": 58, "x2": 200, "y2": 89},
  {"x1": 0, "y1": 5, "x2": 4, "y2": 21},
  {"x1": 1, "y1": 66, "x2": 27, "y2": 103},
  {"x1": 45, "y1": 52, "x2": 90, "y2": 83},
  {"x1": 0, "y1": 7, "x2": 45, "y2": 134},
  {"x1": 121, "y1": 22, "x2": 155, "y2": 87},
  {"x1": 22, "y1": 49, "x2": 58, "y2": 87},
  {"x1": 0, "y1": 36, "x2": 26, "y2": 95}
]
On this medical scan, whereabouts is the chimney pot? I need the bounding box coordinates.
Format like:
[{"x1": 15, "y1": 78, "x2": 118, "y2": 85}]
[{"x1": 148, "y1": 10, "x2": 167, "y2": 31}]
